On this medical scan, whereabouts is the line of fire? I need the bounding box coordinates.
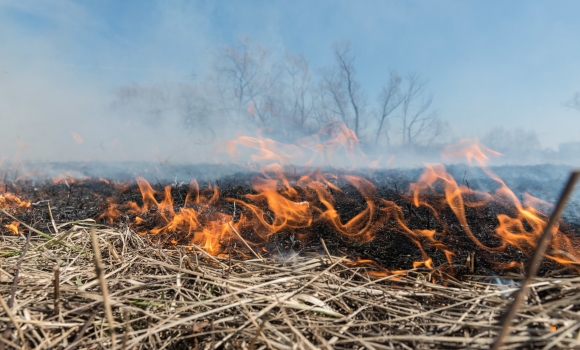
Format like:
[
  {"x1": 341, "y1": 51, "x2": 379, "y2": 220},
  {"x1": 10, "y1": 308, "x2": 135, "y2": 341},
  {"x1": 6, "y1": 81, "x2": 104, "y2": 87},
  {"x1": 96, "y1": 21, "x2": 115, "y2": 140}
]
[
  {"x1": 4, "y1": 127, "x2": 580, "y2": 273},
  {"x1": 2, "y1": 121, "x2": 580, "y2": 348}
]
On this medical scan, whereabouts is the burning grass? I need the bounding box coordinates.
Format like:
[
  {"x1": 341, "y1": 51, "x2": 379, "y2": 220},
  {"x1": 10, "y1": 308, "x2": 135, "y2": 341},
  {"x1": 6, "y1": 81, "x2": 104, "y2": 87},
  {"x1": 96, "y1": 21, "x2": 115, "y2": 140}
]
[
  {"x1": 2, "y1": 136, "x2": 580, "y2": 348},
  {"x1": 2, "y1": 222, "x2": 580, "y2": 349}
]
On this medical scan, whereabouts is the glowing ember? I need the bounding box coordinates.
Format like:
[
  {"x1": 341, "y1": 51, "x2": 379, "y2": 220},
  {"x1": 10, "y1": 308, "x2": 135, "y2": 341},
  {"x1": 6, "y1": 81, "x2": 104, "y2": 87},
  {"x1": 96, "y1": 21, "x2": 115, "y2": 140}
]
[{"x1": 4, "y1": 221, "x2": 20, "y2": 235}]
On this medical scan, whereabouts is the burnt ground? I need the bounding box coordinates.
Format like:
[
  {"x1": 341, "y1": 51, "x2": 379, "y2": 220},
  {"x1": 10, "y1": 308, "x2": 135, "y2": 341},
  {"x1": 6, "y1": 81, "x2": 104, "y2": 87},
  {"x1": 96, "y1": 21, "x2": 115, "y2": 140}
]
[{"x1": 2, "y1": 165, "x2": 580, "y2": 278}]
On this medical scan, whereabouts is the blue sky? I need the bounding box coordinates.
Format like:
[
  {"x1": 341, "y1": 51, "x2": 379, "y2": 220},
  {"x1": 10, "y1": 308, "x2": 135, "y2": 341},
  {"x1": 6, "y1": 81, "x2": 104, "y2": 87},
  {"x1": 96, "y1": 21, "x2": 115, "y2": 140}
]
[{"x1": 1, "y1": 0, "x2": 580, "y2": 161}]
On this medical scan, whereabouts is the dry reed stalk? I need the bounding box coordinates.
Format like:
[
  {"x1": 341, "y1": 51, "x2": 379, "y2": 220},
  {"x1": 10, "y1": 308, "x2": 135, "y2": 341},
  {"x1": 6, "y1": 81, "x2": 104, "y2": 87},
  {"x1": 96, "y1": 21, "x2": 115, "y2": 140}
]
[
  {"x1": 2, "y1": 221, "x2": 580, "y2": 349},
  {"x1": 90, "y1": 227, "x2": 116, "y2": 349},
  {"x1": 0, "y1": 296, "x2": 26, "y2": 350},
  {"x1": 319, "y1": 238, "x2": 333, "y2": 264},
  {"x1": 52, "y1": 264, "x2": 60, "y2": 316},
  {"x1": 64, "y1": 311, "x2": 97, "y2": 350},
  {"x1": 0, "y1": 230, "x2": 31, "y2": 350},
  {"x1": 47, "y1": 202, "x2": 58, "y2": 234},
  {"x1": 228, "y1": 222, "x2": 264, "y2": 262},
  {"x1": 493, "y1": 170, "x2": 580, "y2": 350}
]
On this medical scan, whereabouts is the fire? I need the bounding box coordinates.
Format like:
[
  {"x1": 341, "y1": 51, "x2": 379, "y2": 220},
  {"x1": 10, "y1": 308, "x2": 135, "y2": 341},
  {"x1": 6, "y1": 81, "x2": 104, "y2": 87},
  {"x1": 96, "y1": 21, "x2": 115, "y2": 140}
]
[
  {"x1": 113, "y1": 162, "x2": 447, "y2": 267},
  {"x1": 413, "y1": 258, "x2": 433, "y2": 269},
  {"x1": 441, "y1": 138, "x2": 502, "y2": 167},
  {"x1": 98, "y1": 177, "x2": 241, "y2": 256},
  {"x1": 99, "y1": 198, "x2": 122, "y2": 224},
  {"x1": 414, "y1": 141, "x2": 580, "y2": 269},
  {"x1": 0, "y1": 121, "x2": 574, "y2": 278},
  {"x1": 4, "y1": 221, "x2": 20, "y2": 235},
  {"x1": 226, "y1": 135, "x2": 303, "y2": 166},
  {"x1": 6, "y1": 123, "x2": 559, "y2": 274},
  {"x1": 0, "y1": 192, "x2": 31, "y2": 209}
]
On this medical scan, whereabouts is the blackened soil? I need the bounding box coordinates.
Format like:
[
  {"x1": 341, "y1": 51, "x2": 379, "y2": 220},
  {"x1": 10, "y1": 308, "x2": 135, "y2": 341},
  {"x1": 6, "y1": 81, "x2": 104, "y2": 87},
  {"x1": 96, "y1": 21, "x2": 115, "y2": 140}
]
[{"x1": 2, "y1": 172, "x2": 580, "y2": 277}]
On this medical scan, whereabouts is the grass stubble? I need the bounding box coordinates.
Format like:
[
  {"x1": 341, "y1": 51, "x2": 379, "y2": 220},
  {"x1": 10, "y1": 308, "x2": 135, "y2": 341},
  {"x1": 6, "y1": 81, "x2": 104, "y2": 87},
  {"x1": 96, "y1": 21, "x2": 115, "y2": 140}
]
[{"x1": 1, "y1": 214, "x2": 580, "y2": 349}]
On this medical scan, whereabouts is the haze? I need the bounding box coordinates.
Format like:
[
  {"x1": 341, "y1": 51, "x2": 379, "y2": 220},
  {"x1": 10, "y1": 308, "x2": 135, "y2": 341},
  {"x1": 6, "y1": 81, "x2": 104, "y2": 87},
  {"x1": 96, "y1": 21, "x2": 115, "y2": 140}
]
[{"x1": 1, "y1": 0, "x2": 579, "y2": 167}]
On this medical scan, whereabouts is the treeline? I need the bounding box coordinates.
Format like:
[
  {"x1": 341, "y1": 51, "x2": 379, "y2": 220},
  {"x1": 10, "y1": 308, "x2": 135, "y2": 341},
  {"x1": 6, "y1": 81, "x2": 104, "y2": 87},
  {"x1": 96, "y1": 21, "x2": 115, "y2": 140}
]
[{"x1": 113, "y1": 37, "x2": 449, "y2": 150}]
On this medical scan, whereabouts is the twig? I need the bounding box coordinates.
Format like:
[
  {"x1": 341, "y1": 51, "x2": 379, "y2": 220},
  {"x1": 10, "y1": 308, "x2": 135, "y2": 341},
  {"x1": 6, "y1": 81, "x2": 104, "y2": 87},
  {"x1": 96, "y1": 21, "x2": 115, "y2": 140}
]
[
  {"x1": 247, "y1": 317, "x2": 267, "y2": 350},
  {"x1": 320, "y1": 237, "x2": 334, "y2": 264},
  {"x1": 0, "y1": 297, "x2": 26, "y2": 350},
  {"x1": 228, "y1": 222, "x2": 264, "y2": 262},
  {"x1": 187, "y1": 242, "x2": 228, "y2": 269},
  {"x1": 0, "y1": 229, "x2": 31, "y2": 350},
  {"x1": 65, "y1": 311, "x2": 97, "y2": 350},
  {"x1": 121, "y1": 310, "x2": 130, "y2": 350},
  {"x1": 8, "y1": 230, "x2": 31, "y2": 308},
  {"x1": 492, "y1": 170, "x2": 580, "y2": 350},
  {"x1": 90, "y1": 227, "x2": 116, "y2": 349},
  {"x1": 66, "y1": 183, "x2": 73, "y2": 206},
  {"x1": 52, "y1": 265, "x2": 61, "y2": 316},
  {"x1": 47, "y1": 202, "x2": 58, "y2": 234},
  {"x1": 0, "y1": 209, "x2": 84, "y2": 252},
  {"x1": 210, "y1": 318, "x2": 215, "y2": 350}
]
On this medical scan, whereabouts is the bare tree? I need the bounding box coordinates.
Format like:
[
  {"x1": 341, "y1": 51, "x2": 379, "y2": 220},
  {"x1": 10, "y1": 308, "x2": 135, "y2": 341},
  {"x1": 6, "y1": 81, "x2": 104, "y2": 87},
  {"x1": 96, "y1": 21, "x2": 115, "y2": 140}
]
[
  {"x1": 177, "y1": 83, "x2": 217, "y2": 141},
  {"x1": 283, "y1": 53, "x2": 315, "y2": 137},
  {"x1": 215, "y1": 37, "x2": 270, "y2": 110},
  {"x1": 113, "y1": 82, "x2": 175, "y2": 125},
  {"x1": 375, "y1": 71, "x2": 403, "y2": 146},
  {"x1": 399, "y1": 74, "x2": 443, "y2": 147},
  {"x1": 214, "y1": 37, "x2": 289, "y2": 133},
  {"x1": 319, "y1": 66, "x2": 350, "y2": 125},
  {"x1": 115, "y1": 36, "x2": 450, "y2": 150},
  {"x1": 333, "y1": 41, "x2": 366, "y2": 138},
  {"x1": 318, "y1": 41, "x2": 367, "y2": 139}
]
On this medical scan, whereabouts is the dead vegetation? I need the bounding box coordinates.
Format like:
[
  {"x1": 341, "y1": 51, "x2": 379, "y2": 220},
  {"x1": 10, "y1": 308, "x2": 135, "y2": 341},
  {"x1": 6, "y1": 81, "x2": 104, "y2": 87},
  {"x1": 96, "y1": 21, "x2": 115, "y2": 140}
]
[{"x1": 2, "y1": 220, "x2": 580, "y2": 349}]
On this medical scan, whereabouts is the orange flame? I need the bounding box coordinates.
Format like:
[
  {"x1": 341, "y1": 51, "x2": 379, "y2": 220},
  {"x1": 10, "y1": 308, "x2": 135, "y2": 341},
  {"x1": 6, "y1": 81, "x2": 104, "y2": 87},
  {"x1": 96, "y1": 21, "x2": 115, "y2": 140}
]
[
  {"x1": 92, "y1": 135, "x2": 580, "y2": 274},
  {"x1": 4, "y1": 221, "x2": 20, "y2": 235},
  {"x1": 411, "y1": 140, "x2": 580, "y2": 269},
  {"x1": 0, "y1": 193, "x2": 31, "y2": 209}
]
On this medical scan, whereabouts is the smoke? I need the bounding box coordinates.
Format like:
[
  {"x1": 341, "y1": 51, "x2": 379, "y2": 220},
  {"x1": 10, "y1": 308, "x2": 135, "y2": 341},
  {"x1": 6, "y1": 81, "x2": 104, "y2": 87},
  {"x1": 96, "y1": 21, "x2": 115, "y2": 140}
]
[
  {"x1": 0, "y1": 1, "x2": 219, "y2": 165},
  {"x1": 2, "y1": 1, "x2": 580, "y2": 170}
]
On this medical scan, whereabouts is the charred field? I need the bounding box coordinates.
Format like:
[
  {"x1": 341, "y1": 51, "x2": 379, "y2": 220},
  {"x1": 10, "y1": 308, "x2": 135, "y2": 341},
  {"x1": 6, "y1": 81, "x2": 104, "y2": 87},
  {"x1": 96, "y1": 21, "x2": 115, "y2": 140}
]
[{"x1": 2, "y1": 163, "x2": 580, "y2": 349}]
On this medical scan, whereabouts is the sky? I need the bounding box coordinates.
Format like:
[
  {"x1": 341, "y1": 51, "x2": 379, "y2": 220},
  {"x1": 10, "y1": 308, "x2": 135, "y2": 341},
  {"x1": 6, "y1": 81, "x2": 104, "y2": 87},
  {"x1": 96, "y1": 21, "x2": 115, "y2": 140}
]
[{"x1": 1, "y1": 0, "x2": 580, "y2": 163}]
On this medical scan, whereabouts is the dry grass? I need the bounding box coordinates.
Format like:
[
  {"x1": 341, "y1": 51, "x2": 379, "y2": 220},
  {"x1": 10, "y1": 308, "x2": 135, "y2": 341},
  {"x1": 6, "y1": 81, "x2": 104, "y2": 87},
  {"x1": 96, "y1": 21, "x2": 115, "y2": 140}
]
[{"x1": 2, "y1": 221, "x2": 580, "y2": 349}]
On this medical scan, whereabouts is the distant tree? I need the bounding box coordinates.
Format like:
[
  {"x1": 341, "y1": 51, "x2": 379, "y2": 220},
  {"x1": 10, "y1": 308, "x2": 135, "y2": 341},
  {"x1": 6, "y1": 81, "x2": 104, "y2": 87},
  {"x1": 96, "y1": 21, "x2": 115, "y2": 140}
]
[
  {"x1": 398, "y1": 74, "x2": 444, "y2": 147},
  {"x1": 214, "y1": 37, "x2": 283, "y2": 130},
  {"x1": 319, "y1": 41, "x2": 367, "y2": 139},
  {"x1": 112, "y1": 81, "x2": 216, "y2": 136},
  {"x1": 112, "y1": 36, "x2": 450, "y2": 151},
  {"x1": 177, "y1": 82, "x2": 215, "y2": 137},
  {"x1": 481, "y1": 127, "x2": 541, "y2": 158},
  {"x1": 334, "y1": 42, "x2": 366, "y2": 138},
  {"x1": 319, "y1": 66, "x2": 350, "y2": 127},
  {"x1": 280, "y1": 53, "x2": 317, "y2": 139},
  {"x1": 214, "y1": 37, "x2": 271, "y2": 110},
  {"x1": 113, "y1": 82, "x2": 175, "y2": 125},
  {"x1": 375, "y1": 71, "x2": 403, "y2": 146}
]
